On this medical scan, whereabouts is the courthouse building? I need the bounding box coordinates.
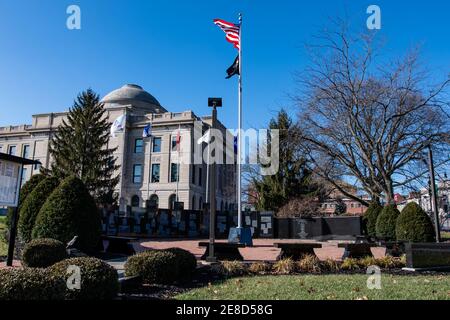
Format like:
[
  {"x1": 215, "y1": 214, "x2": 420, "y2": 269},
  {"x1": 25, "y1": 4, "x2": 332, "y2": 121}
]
[{"x1": 0, "y1": 84, "x2": 237, "y2": 212}]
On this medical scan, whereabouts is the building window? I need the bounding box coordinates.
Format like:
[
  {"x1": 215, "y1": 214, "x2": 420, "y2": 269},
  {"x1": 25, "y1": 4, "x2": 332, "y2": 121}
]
[
  {"x1": 198, "y1": 167, "x2": 202, "y2": 187},
  {"x1": 131, "y1": 195, "x2": 140, "y2": 207},
  {"x1": 192, "y1": 166, "x2": 196, "y2": 184},
  {"x1": 192, "y1": 196, "x2": 196, "y2": 210},
  {"x1": 152, "y1": 137, "x2": 161, "y2": 153},
  {"x1": 21, "y1": 168, "x2": 27, "y2": 186},
  {"x1": 8, "y1": 145, "x2": 16, "y2": 155},
  {"x1": 199, "y1": 197, "x2": 203, "y2": 209},
  {"x1": 133, "y1": 164, "x2": 142, "y2": 184},
  {"x1": 134, "y1": 138, "x2": 144, "y2": 153},
  {"x1": 151, "y1": 164, "x2": 160, "y2": 183},
  {"x1": 171, "y1": 135, "x2": 180, "y2": 151},
  {"x1": 149, "y1": 194, "x2": 159, "y2": 208},
  {"x1": 171, "y1": 163, "x2": 179, "y2": 182},
  {"x1": 22, "y1": 145, "x2": 30, "y2": 159},
  {"x1": 169, "y1": 194, "x2": 177, "y2": 210}
]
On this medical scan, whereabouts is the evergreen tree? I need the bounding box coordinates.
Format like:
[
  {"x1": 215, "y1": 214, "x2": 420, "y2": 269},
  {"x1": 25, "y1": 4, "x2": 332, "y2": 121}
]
[
  {"x1": 48, "y1": 89, "x2": 119, "y2": 204},
  {"x1": 252, "y1": 109, "x2": 319, "y2": 212}
]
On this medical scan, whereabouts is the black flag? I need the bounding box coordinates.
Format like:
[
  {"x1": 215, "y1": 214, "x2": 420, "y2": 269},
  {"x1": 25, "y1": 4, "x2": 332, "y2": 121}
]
[{"x1": 226, "y1": 55, "x2": 239, "y2": 79}]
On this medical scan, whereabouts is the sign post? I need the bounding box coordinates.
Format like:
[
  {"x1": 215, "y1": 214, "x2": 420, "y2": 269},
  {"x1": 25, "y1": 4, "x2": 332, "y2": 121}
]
[{"x1": 0, "y1": 153, "x2": 40, "y2": 266}]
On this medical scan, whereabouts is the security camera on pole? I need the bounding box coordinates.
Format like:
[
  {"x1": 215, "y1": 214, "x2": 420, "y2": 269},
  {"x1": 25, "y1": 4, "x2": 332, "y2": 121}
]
[{"x1": 213, "y1": 14, "x2": 252, "y2": 246}]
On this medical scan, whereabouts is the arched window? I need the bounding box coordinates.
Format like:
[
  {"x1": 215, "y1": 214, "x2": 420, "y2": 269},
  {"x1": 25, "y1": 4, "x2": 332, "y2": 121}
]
[
  {"x1": 192, "y1": 195, "x2": 196, "y2": 210},
  {"x1": 220, "y1": 201, "x2": 224, "y2": 212},
  {"x1": 149, "y1": 194, "x2": 159, "y2": 208},
  {"x1": 169, "y1": 194, "x2": 177, "y2": 210},
  {"x1": 131, "y1": 195, "x2": 140, "y2": 208}
]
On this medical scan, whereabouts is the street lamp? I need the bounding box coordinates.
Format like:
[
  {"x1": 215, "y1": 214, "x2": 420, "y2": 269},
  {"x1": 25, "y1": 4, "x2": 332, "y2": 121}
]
[{"x1": 206, "y1": 97, "x2": 222, "y2": 262}]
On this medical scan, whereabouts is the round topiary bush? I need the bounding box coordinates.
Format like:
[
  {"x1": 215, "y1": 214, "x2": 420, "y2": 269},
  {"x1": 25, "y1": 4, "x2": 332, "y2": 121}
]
[
  {"x1": 18, "y1": 177, "x2": 60, "y2": 243},
  {"x1": 165, "y1": 247, "x2": 197, "y2": 276},
  {"x1": 396, "y1": 202, "x2": 435, "y2": 242},
  {"x1": 375, "y1": 204, "x2": 400, "y2": 240},
  {"x1": 32, "y1": 176, "x2": 101, "y2": 253},
  {"x1": 124, "y1": 250, "x2": 181, "y2": 284},
  {"x1": 22, "y1": 238, "x2": 67, "y2": 268},
  {"x1": 49, "y1": 257, "x2": 119, "y2": 300},
  {"x1": 363, "y1": 202, "x2": 383, "y2": 238},
  {"x1": 0, "y1": 268, "x2": 65, "y2": 300},
  {"x1": 6, "y1": 174, "x2": 46, "y2": 228}
]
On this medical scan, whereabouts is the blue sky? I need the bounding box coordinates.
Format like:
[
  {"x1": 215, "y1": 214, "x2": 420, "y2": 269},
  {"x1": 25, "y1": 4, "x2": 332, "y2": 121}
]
[{"x1": 0, "y1": 0, "x2": 449, "y2": 130}]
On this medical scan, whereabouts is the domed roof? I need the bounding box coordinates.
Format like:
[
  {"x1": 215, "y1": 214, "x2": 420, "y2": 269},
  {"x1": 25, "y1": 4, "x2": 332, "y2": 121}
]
[{"x1": 102, "y1": 84, "x2": 161, "y2": 107}]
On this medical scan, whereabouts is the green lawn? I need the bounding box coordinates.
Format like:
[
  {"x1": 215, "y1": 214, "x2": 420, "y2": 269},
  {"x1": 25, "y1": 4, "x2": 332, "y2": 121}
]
[
  {"x1": 442, "y1": 232, "x2": 450, "y2": 241},
  {"x1": 0, "y1": 216, "x2": 8, "y2": 257},
  {"x1": 176, "y1": 275, "x2": 450, "y2": 300}
]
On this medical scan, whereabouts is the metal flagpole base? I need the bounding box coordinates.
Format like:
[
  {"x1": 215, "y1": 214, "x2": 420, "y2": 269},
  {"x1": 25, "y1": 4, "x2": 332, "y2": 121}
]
[{"x1": 228, "y1": 227, "x2": 253, "y2": 246}]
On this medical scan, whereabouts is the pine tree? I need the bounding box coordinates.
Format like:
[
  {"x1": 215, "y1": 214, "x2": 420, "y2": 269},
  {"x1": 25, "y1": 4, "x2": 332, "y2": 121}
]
[
  {"x1": 48, "y1": 89, "x2": 119, "y2": 204},
  {"x1": 252, "y1": 109, "x2": 320, "y2": 212}
]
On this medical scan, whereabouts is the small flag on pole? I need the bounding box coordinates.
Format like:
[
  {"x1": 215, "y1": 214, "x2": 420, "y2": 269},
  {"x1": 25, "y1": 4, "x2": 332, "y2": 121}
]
[
  {"x1": 142, "y1": 124, "x2": 152, "y2": 138},
  {"x1": 110, "y1": 114, "x2": 125, "y2": 138},
  {"x1": 213, "y1": 19, "x2": 241, "y2": 50},
  {"x1": 226, "y1": 55, "x2": 240, "y2": 79}
]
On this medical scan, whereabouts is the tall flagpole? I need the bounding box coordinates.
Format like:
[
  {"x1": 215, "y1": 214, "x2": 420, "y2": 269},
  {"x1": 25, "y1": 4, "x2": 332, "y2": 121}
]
[
  {"x1": 176, "y1": 124, "x2": 181, "y2": 201},
  {"x1": 237, "y1": 13, "x2": 243, "y2": 228}
]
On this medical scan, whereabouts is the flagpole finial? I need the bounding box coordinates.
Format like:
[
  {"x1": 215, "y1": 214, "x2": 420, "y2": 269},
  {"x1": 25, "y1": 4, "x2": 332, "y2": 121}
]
[{"x1": 239, "y1": 13, "x2": 242, "y2": 22}]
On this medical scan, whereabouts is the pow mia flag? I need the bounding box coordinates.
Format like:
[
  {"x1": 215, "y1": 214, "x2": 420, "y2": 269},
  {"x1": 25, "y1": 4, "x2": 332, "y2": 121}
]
[{"x1": 226, "y1": 55, "x2": 239, "y2": 79}]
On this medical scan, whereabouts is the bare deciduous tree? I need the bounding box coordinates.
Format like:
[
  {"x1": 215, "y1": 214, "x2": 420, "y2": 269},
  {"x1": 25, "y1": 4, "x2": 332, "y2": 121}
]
[{"x1": 296, "y1": 21, "x2": 450, "y2": 205}]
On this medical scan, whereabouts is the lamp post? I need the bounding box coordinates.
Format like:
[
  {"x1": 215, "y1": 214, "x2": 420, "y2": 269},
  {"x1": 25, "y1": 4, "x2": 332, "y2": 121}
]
[{"x1": 206, "y1": 97, "x2": 222, "y2": 262}]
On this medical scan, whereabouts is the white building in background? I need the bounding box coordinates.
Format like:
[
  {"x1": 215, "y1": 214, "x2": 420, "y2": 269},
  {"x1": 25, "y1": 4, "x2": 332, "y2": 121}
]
[{"x1": 0, "y1": 84, "x2": 237, "y2": 212}]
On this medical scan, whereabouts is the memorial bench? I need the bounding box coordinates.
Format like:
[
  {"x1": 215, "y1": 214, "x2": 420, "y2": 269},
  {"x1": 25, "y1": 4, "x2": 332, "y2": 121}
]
[
  {"x1": 338, "y1": 243, "x2": 376, "y2": 259},
  {"x1": 198, "y1": 242, "x2": 245, "y2": 261},
  {"x1": 404, "y1": 243, "x2": 450, "y2": 271},
  {"x1": 102, "y1": 235, "x2": 137, "y2": 255},
  {"x1": 274, "y1": 243, "x2": 322, "y2": 260}
]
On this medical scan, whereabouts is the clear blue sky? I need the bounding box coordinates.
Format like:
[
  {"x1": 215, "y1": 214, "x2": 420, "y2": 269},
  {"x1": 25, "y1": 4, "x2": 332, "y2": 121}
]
[{"x1": 0, "y1": 0, "x2": 449, "y2": 130}]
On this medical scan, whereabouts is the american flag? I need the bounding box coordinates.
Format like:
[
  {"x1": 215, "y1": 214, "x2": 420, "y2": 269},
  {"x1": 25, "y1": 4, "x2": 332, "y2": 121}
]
[{"x1": 213, "y1": 18, "x2": 240, "y2": 50}]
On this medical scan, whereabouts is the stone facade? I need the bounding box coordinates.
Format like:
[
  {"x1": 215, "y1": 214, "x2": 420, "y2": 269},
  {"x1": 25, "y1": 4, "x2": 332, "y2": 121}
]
[{"x1": 0, "y1": 84, "x2": 237, "y2": 212}]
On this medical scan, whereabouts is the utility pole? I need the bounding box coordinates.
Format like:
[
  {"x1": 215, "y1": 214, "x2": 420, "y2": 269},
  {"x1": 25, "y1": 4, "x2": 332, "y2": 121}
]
[{"x1": 427, "y1": 146, "x2": 441, "y2": 243}]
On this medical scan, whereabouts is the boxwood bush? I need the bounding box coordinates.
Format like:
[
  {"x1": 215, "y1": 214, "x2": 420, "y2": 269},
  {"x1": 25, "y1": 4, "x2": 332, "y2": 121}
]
[
  {"x1": 165, "y1": 247, "x2": 197, "y2": 275},
  {"x1": 22, "y1": 238, "x2": 67, "y2": 268},
  {"x1": 0, "y1": 268, "x2": 65, "y2": 300},
  {"x1": 32, "y1": 176, "x2": 101, "y2": 253},
  {"x1": 396, "y1": 202, "x2": 435, "y2": 242},
  {"x1": 375, "y1": 205, "x2": 400, "y2": 240},
  {"x1": 125, "y1": 250, "x2": 182, "y2": 284},
  {"x1": 18, "y1": 177, "x2": 60, "y2": 243},
  {"x1": 49, "y1": 257, "x2": 119, "y2": 300},
  {"x1": 362, "y1": 202, "x2": 382, "y2": 238}
]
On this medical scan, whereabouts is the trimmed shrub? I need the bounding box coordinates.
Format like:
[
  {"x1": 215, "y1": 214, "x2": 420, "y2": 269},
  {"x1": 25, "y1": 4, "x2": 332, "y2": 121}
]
[
  {"x1": 396, "y1": 202, "x2": 435, "y2": 242},
  {"x1": 248, "y1": 262, "x2": 272, "y2": 274},
  {"x1": 362, "y1": 203, "x2": 383, "y2": 237},
  {"x1": 375, "y1": 256, "x2": 405, "y2": 269},
  {"x1": 32, "y1": 176, "x2": 101, "y2": 253},
  {"x1": 320, "y1": 259, "x2": 341, "y2": 273},
  {"x1": 0, "y1": 268, "x2": 65, "y2": 300},
  {"x1": 165, "y1": 247, "x2": 197, "y2": 276},
  {"x1": 6, "y1": 174, "x2": 46, "y2": 228},
  {"x1": 18, "y1": 177, "x2": 60, "y2": 243},
  {"x1": 22, "y1": 238, "x2": 67, "y2": 268},
  {"x1": 272, "y1": 258, "x2": 296, "y2": 274},
  {"x1": 49, "y1": 257, "x2": 119, "y2": 300},
  {"x1": 296, "y1": 254, "x2": 321, "y2": 273},
  {"x1": 375, "y1": 205, "x2": 400, "y2": 240},
  {"x1": 214, "y1": 261, "x2": 248, "y2": 277},
  {"x1": 124, "y1": 250, "x2": 180, "y2": 284},
  {"x1": 341, "y1": 258, "x2": 360, "y2": 271}
]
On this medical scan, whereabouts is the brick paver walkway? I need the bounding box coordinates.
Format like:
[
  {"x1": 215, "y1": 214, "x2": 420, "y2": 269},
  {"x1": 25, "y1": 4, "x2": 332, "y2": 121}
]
[{"x1": 138, "y1": 239, "x2": 386, "y2": 261}]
